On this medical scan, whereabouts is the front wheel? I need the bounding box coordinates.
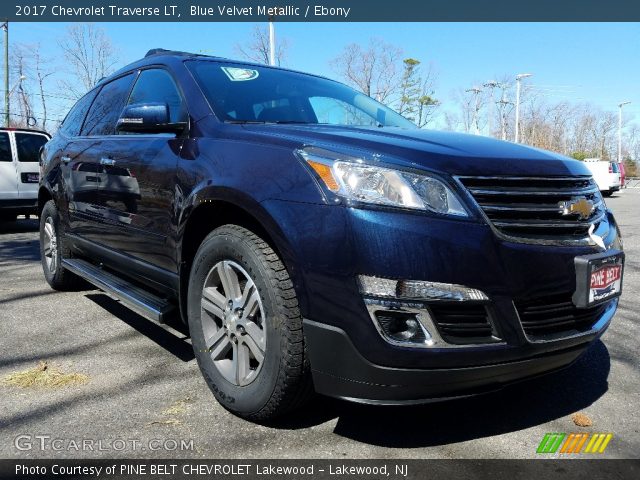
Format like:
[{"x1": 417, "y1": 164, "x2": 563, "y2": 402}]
[{"x1": 187, "y1": 225, "x2": 312, "y2": 421}]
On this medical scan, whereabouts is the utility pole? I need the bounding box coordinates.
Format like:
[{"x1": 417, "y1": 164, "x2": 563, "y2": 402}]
[
  {"x1": 483, "y1": 80, "x2": 499, "y2": 137},
  {"x1": 2, "y1": 22, "x2": 8, "y2": 127},
  {"x1": 465, "y1": 86, "x2": 482, "y2": 135},
  {"x1": 618, "y1": 101, "x2": 631, "y2": 163},
  {"x1": 514, "y1": 73, "x2": 532, "y2": 143},
  {"x1": 268, "y1": 19, "x2": 275, "y2": 66},
  {"x1": 496, "y1": 95, "x2": 512, "y2": 141}
]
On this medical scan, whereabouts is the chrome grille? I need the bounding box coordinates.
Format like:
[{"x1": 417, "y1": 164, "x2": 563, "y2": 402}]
[{"x1": 458, "y1": 176, "x2": 605, "y2": 244}]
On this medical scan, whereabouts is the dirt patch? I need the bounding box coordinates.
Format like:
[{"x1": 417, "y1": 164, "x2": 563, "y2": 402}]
[{"x1": 2, "y1": 361, "x2": 88, "y2": 389}]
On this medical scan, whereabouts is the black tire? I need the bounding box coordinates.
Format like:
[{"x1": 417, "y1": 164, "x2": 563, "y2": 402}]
[
  {"x1": 602, "y1": 191, "x2": 613, "y2": 197},
  {"x1": 39, "y1": 200, "x2": 83, "y2": 291},
  {"x1": 188, "y1": 225, "x2": 312, "y2": 421}
]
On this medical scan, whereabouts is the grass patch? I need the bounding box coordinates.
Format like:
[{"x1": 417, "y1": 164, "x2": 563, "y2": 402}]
[
  {"x1": 2, "y1": 361, "x2": 88, "y2": 389},
  {"x1": 162, "y1": 397, "x2": 192, "y2": 416}
]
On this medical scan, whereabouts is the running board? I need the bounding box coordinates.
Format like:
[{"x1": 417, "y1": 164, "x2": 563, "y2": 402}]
[{"x1": 62, "y1": 258, "x2": 175, "y2": 323}]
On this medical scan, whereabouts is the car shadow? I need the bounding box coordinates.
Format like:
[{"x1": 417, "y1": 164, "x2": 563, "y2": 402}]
[
  {"x1": 85, "y1": 293, "x2": 195, "y2": 363},
  {"x1": 271, "y1": 340, "x2": 610, "y2": 447},
  {"x1": 0, "y1": 217, "x2": 39, "y2": 234}
]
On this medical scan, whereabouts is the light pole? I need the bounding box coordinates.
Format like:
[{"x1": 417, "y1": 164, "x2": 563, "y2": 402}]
[
  {"x1": 618, "y1": 101, "x2": 631, "y2": 164},
  {"x1": 268, "y1": 20, "x2": 276, "y2": 66},
  {"x1": 514, "y1": 73, "x2": 532, "y2": 143},
  {"x1": 465, "y1": 86, "x2": 482, "y2": 135},
  {"x1": 483, "y1": 80, "x2": 499, "y2": 137},
  {"x1": 2, "y1": 22, "x2": 8, "y2": 128}
]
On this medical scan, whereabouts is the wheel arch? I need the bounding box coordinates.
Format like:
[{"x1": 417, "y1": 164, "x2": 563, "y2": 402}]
[
  {"x1": 177, "y1": 188, "x2": 307, "y2": 325},
  {"x1": 37, "y1": 186, "x2": 54, "y2": 214}
]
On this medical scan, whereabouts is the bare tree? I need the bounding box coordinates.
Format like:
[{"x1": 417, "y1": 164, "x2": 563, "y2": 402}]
[
  {"x1": 330, "y1": 38, "x2": 402, "y2": 104},
  {"x1": 235, "y1": 25, "x2": 289, "y2": 66},
  {"x1": 59, "y1": 24, "x2": 118, "y2": 98},
  {"x1": 10, "y1": 46, "x2": 34, "y2": 128},
  {"x1": 32, "y1": 45, "x2": 54, "y2": 130}
]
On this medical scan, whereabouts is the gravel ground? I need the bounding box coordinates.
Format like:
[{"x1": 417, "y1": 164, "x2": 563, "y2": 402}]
[{"x1": 0, "y1": 190, "x2": 638, "y2": 459}]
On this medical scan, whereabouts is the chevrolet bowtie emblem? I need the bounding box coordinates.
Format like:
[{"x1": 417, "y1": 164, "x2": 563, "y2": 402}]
[{"x1": 558, "y1": 197, "x2": 595, "y2": 220}]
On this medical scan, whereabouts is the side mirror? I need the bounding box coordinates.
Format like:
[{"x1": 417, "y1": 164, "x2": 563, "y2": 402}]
[{"x1": 116, "y1": 103, "x2": 186, "y2": 134}]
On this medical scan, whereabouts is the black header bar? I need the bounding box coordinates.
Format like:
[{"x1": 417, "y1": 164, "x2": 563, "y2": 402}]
[{"x1": 4, "y1": 0, "x2": 640, "y2": 22}]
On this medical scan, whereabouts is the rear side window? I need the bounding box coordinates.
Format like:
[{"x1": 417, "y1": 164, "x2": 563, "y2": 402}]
[
  {"x1": 15, "y1": 133, "x2": 48, "y2": 162},
  {"x1": 126, "y1": 69, "x2": 187, "y2": 124},
  {"x1": 0, "y1": 132, "x2": 11, "y2": 162},
  {"x1": 60, "y1": 91, "x2": 96, "y2": 137},
  {"x1": 611, "y1": 162, "x2": 619, "y2": 173},
  {"x1": 82, "y1": 74, "x2": 134, "y2": 136}
]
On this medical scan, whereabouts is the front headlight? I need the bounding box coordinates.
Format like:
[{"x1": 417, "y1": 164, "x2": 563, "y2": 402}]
[{"x1": 298, "y1": 148, "x2": 468, "y2": 217}]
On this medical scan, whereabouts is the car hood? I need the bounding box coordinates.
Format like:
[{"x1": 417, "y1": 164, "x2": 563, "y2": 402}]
[{"x1": 239, "y1": 124, "x2": 590, "y2": 177}]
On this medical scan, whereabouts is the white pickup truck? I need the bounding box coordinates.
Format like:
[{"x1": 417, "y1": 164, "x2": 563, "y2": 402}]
[
  {"x1": 582, "y1": 158, "x2": 621, "y2": 197},
  {"x1": 0, "y1": 128, "x2": 50, "y2": 222}
]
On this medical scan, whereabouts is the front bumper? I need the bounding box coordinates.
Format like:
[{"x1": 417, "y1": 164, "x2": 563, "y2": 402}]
[
  {"x1": 262, "y1": 199, "x2": 621, "y2": 401},
  {"x1": 304, "y1": 309, "x2": 612, "y2": 403}
]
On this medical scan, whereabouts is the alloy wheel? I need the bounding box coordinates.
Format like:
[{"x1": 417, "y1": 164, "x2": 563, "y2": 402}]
[
  {"x1": 43, "y1": 217, "x2": 58, "y2": 273},
  {"x1": 200, "y1": 260, "x2": 266, "y2": 386}
]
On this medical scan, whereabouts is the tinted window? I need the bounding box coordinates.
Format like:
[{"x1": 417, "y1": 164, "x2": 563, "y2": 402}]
[
  {"x1": 60, "y1": 91, "x2": 96, "y2": 137},
  {"x1": 16, "y1": 133, "x2": 48, "y2": 162},
  {"x1": 611, "y1": 162, "x2": 619, "y2": 173},
  {"x1": 82, "y1": 74, "x2": 134, "y2": 136},
  {"x1": 126, "y1": 69, "x2": 186, "y2": 124},
  {"x1": 0, "y1": 132, "x2": 11, "y2": 162},
  {"x1": 186, "y1": 61, "x2": 415, "y2": 128}
]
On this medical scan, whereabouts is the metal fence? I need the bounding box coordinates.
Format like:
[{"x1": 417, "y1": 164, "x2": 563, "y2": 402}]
[{"x1": 625, "y1": 178, "x2": 640, "y2": 188}]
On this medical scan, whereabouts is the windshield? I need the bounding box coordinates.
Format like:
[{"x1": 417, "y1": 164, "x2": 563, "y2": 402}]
[{"x1": 186, "y1": 60, "x2": 416, "y2": 129}]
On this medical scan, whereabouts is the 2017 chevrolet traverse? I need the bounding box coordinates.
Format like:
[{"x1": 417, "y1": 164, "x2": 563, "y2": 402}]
[{"x1": 39, "y1": 49, "x2": 624, "y2": 420}]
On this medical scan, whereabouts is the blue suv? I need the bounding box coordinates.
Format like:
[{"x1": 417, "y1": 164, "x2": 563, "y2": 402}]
[{"x1": 39, "y1": 49, "x2": 624, "y2": 420}]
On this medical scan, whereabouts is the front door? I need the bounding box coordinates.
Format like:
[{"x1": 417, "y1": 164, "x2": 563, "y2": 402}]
[{"x1": 92, "y1": 68, "x2": 187, "y2": 274}]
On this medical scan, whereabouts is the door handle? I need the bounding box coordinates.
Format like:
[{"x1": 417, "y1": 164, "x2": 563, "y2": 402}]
[
  {"x1": 61, "y1": 156, "x2": 71, "y2": 164},
  {"x1": 100, "y1": 158, "x2": 116, "y2": 166}
]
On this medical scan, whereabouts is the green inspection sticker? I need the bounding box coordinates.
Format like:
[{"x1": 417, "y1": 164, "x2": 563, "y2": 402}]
[{"x1": 221, "y1": 67, "x2": 260, "y2": 81}]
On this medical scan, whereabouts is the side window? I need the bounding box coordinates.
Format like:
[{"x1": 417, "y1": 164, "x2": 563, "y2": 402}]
[
  {"x1": 126, "y1": 69, "x2": 186, "y2": 125},
  {"x1": 60, "y1": 91, "x2": 96, "y2": 137},
  {"x1": 15, "y1": 133, "x2": 49, "y2": 162},
  {"x1": 0, "y1": 132, "x2": 11, "y2": 162},
  {"x1": 82, "y1": 74, "x2": 134, "y2": 136}
]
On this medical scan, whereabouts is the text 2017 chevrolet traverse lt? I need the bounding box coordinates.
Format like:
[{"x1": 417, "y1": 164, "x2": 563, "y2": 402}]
[{"x1": 39, "y1": 50, "x2": 624, "y2": 420}]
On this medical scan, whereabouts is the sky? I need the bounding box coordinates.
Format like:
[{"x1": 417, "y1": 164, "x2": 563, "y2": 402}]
[{"x1": 9, "y1": 21, "x2": 640, "y2": 127}]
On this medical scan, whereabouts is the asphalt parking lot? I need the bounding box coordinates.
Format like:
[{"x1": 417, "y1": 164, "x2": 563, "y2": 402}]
[{"x1": 0, "y1": 190, "x2": 638, "y2": 460}]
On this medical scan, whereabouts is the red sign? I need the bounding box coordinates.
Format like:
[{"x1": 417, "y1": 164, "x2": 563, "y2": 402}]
[{"x1": 590, "y1": 265, "x2": 622, "y2": 289}]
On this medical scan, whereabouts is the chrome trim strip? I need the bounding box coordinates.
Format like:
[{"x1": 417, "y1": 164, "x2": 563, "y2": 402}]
[{"x1": 467, "y1": 186, "x2": 599, "y2": 196}]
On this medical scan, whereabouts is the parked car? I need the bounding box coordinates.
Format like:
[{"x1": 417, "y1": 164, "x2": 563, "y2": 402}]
[
  {"x1": 619, "y1": 162, "x2": 626, "y2": 188},
  {"x1": 0, "y1": 127, "x2": 50, "y2": 222},
  {"x1": 38, "y1": 50, "x2": 624, "y2": 421},
  {"x1": 583, "y1": 158, "x2": 621, "y2": 196}
]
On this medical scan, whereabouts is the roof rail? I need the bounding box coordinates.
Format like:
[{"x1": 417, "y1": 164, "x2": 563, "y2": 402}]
[{"x1": 145, "y1": 48, "x2": 205, "y2": 58}]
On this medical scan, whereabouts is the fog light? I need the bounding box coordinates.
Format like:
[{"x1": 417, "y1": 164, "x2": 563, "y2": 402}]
[
  {"x1": 374, "y1": 310, "x2": 431, "y2": 345},
  {"x1": 358, "y1": 275, "x2": 488, "y2": 302}
]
